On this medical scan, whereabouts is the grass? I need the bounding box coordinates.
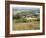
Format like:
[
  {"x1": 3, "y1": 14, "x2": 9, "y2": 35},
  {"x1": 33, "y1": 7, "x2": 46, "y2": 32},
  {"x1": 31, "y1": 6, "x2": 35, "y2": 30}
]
[{"x1": 13, "y1": 19, "x2": 40, "y2": 31}]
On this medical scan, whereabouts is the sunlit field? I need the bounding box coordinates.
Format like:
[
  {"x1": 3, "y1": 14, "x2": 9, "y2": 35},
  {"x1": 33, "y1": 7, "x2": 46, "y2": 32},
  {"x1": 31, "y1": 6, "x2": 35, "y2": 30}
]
[{"x1": 13, "y1": 19, "x2": 40, "y2": 30}]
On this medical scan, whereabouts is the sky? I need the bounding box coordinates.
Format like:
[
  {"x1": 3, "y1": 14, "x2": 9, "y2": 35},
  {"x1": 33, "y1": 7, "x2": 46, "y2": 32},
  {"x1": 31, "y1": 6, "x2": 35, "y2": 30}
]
[
  {"x1": 12, "y1": 7, "x2": 40, "y2": 15},
  {"x1": 13, "y1": 7, "x2": 40, "y2": 10}
]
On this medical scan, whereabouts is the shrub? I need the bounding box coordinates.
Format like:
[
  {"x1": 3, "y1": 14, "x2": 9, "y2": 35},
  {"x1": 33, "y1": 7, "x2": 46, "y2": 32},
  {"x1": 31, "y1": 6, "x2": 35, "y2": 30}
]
[
  {"x1": 37, "y1": 18, "x2": 40, "y2": 21},
  {"x1": 29, "y1": 20, "x2": 32, "y2": 22},
  {"x1": 15, "y1": 18, "x2": 32, "y2": 23},
  {"x1": 22, "y1": 18, "x2": 27, "y2": 22}
]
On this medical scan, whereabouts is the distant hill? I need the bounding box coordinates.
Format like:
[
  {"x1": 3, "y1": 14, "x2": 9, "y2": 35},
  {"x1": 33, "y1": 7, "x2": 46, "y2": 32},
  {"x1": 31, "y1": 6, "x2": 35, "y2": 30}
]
[{"x1": 13, "y1": 8, "x2": 40, "y2": 17}]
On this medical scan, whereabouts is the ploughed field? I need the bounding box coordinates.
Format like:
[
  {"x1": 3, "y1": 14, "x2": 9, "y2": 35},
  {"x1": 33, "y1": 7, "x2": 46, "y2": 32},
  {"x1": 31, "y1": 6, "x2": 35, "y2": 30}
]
[{"x1": 13, "y1": 19, "x2": 40, "y2": 31}]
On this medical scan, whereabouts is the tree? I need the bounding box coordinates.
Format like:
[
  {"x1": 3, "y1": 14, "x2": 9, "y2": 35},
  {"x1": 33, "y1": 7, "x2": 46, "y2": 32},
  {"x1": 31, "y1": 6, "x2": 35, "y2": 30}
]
[{"x1": 13, "y1": 13, "x2": 21, "y2": 19}]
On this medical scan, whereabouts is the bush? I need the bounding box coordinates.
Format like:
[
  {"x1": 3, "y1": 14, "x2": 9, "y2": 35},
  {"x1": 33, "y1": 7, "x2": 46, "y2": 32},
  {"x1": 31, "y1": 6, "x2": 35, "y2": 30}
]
[
  {"x1": 15, "y1": 18, "x2": 32, "y2": 23},
  {"x1": 29, "y1": 20, "x2": 32, "y2": 22},
  {"x1": 15, "y1": 19, "x2": 23, "y2": 23},
  {"x1": 37, "y1": 18, "x2": 40, "y2": 21},
  {"x1": 23, "y1": 18, "x2": 27, "y2": 22}
]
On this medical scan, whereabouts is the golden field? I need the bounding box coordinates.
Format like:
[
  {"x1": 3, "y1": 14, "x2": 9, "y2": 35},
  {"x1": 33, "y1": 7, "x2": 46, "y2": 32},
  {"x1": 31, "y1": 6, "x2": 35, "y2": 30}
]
[{"x1": 13, "y1": 19, "x2": 40, "y2": 31}]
